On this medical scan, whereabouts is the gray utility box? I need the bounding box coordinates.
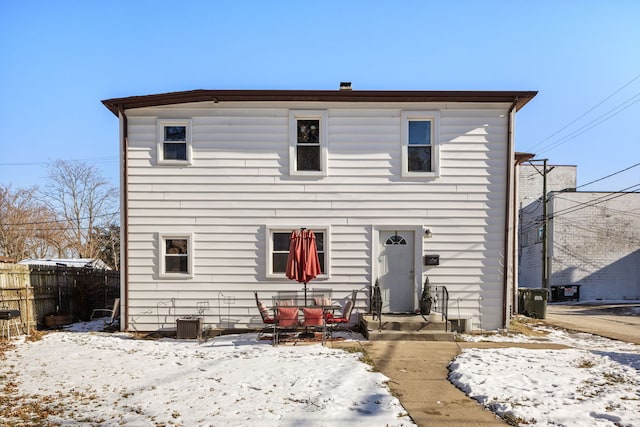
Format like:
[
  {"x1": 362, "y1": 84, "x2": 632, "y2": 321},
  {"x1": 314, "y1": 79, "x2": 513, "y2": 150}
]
[{"x1": 176, "y1": 317, "x2": 202, "y2": 339}]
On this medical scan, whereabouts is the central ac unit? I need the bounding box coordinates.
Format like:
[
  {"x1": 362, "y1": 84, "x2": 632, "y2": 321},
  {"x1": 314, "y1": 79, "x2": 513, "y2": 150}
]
[{"x1": 176, "y1": 317, "x2": 202, "y2": 339}]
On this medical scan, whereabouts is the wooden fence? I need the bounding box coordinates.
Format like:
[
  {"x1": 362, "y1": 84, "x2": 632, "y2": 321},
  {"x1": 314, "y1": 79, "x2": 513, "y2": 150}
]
[{"x1": 0, "y1": 263, "x2": 119, "y2": 334}]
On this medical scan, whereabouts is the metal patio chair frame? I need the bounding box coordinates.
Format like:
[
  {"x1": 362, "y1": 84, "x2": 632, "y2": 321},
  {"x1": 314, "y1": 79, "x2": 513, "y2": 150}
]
[
  {"x1": 91, "y1": 298, "x2": 120, "y2": 326},
  {"x1": 325, "y1": 290, "x2": 358, "y2": 340}
]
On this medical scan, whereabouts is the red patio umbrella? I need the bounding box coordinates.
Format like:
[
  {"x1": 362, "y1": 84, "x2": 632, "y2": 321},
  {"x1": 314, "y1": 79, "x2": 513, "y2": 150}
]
[{"x1": 285, "y1": 228, "x2": 322, "y2": 305}]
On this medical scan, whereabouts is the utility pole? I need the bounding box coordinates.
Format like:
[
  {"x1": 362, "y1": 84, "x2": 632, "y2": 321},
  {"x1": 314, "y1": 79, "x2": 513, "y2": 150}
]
[
  {"x1": 541, "y1": 159, "x2": 548, "y2": 290},
  {"x1": 528, "y1": 159, "x2": 550, "y2": 289}
]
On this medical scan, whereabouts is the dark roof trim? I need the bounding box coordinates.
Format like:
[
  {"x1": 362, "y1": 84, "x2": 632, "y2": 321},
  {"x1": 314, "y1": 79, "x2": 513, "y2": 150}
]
[
  {"x1": 102, "y1": 89, "x2": 537, "y2": 116},
  {"x1": 515, "y1": 152, "x2": 536, "y2": 164}
]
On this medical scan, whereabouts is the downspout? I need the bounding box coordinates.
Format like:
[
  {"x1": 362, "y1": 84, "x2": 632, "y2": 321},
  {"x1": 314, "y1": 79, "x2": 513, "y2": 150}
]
[
  {"x1": 118, "y1": 106, "x2": 129, "y2": 331},
  {"x1": 502, "y1": 98, "x2": 518, "y2": 328}
]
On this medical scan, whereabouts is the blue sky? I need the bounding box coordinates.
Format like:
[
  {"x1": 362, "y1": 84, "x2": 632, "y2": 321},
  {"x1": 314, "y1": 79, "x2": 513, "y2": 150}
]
[{"x1": 1, "y1": 1, "x2": 639, "y2": 192}]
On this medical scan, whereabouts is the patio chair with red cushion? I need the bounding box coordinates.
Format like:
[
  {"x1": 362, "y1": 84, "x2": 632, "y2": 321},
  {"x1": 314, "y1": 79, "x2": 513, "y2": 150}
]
[
  {"x1": 254, "y1": 292, "x2": 276, "y2": 340},
  {"x1": 302, "y1": 307, "x2": 327, "y2": 345},
  {"x1": 325, "y1": 290, "x2": 357, "y2": 340},
  {"x1": 274, "y1": 306, "x2": 300, "y2": 345}
]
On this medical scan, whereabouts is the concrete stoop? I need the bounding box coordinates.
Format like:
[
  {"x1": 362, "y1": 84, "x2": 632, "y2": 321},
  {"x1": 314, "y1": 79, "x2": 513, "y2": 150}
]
[{"x1": 359, "y1": 313, "x2": 456, "y2": 341}]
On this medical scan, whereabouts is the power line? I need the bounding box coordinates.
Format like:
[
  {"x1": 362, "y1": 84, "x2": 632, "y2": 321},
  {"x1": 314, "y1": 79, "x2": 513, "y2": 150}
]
[
  {"x1": 2, "y1": 211, "x2": 120, "y2": 227},
  {"x1": 520, "y1": 200, "x2": 541, "y2": 214},
  {"x1": 553, "y1": 195, "x2": 640, "y2": 219},
  {"x1": 0, "y1": 156, "x2": 119, "y2": 167},
  {"x1": 577, "y1": 162, "x2": 640, "y2": 189},
  {"x1": 554, "y1": 216, "x2": 640, "y2": 241},
  {"x1": 521, "y1": 159, "x2": 640, "y2": 208},
  {"x1": 535, "y1": 93, "x2": 640, "y2": 155},
  {"x1": 518, "y1": 184, "x2": 640, "y2": 234},
  {"x1": 526, "y1": 72, "x2": 640, "y2": 152},
  {"x1": 549, "y1": 184, "x2": 640, "y2": 219},
  {"x1": 6, "y1": 225, "x2": 117, "y2": 233}
]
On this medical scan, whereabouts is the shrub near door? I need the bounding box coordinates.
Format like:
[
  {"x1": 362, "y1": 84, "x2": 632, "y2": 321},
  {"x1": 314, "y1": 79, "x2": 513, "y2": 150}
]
[{"x1": 420, "y1": 277, "x2": 433, "y2": 315}]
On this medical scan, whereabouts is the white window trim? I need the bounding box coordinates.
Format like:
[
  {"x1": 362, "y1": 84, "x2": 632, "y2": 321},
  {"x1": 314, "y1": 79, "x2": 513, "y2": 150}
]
[
  {"x1": 158, "y1": 232, "x2": 194, "y2": 279},
  {"x1": 401, "y1": 111, "x2": 440, "y2": 178},
  {"x1": 288, "y1": 110, "x2": 328, "y2": 176},
  {"x1": 266, "y1": 226, "x2": 331, "y2": 279},
  {"x1": 156, "y1": 119, "x2": 193, "y2": 165}
]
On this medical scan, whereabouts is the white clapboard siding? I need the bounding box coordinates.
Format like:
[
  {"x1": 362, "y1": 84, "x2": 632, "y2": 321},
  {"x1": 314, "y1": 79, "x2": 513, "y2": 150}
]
[{"x1": 123, "y1": 103, "x2": 512, "y2": 332}]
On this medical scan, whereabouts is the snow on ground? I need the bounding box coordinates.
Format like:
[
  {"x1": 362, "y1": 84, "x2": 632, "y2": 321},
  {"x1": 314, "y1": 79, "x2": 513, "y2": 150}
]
[
  {"x1": 0, "y1": 322, "x2": 414, "y2": 427},
  {"x1": 453, "y1": 322, "x2": 640, "y2": 426},
  {"x1": 2, "y1": 317, "x2": 639, "y2": 426}
]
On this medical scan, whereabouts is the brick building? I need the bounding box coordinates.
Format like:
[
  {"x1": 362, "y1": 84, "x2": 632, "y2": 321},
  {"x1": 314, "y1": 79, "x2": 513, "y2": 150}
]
[{"x1": 518, "y1": 164, "x2": 640, "y2": 301}]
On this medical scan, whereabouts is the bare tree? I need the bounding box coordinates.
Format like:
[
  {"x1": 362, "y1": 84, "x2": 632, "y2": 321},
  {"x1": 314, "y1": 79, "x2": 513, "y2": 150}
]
[
  {"x1": 0, "y1": 185, "x2": 61, "y2": 260},
  {"x1": 93, "y1": 223, "x2": 120, "y2": 270},
  {"x1": 44, "y1": 160, "x2": 118, "y2": 260}
]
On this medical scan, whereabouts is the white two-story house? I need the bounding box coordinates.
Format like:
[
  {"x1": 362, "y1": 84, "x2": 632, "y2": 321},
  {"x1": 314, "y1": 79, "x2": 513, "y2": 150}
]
[{"x1": 102, "y1": 86, "x2": 536, "y2": 333}]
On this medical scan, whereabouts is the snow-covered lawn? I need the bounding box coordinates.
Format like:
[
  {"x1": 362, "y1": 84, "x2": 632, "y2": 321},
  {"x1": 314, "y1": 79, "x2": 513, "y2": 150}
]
[
  {"x1": 1, "y1": 318, "x2": 639, "y2": 426},
  {"x1": 0, "y1": 324, "x2": 413, "y2": 426},
  {"x1": 453, "y1": 323, "x2": 640, "y2": 426}
]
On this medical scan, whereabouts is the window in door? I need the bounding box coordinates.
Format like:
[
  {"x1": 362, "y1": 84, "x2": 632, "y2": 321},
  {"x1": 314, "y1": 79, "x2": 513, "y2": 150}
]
[{"x1": 385, "y1": 234, "x2": 407, "y2": 245}]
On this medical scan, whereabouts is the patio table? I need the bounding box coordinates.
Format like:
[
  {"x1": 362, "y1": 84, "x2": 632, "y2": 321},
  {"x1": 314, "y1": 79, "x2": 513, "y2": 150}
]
[{"x1": 271, "y1": 305, "x2": 342, "y2": 344}]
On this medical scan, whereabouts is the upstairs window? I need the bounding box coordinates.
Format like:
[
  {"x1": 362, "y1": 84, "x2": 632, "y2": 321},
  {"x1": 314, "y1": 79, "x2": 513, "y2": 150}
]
[
  {"x1": 408, "y1": 121, "x2": 432, "y2": 172},
  {"x1": 297, "y1": 119, "x2": 320, "y2": 170},
  {"x1": 401, "y1": 111, "x2": 440, "y2": 177},
  {"x1": 289, "y1": 110, "x2": 327, "y2": 176},
  {"x1": 157, "y1": 119, "x2": 192, "y2": 165}
]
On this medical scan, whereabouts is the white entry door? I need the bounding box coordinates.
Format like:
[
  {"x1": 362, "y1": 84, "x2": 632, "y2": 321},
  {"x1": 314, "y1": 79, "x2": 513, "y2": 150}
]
[{"x1": 378, "y1": 230, "x2": 415, "y2": 313}]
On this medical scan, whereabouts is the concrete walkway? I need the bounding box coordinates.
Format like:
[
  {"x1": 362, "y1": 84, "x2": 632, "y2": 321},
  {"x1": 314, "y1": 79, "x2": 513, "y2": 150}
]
[
  {"x1": 544, "y1": 302, "x2": 640, "y2": 344},
  {"x1": 350, "y1": 341, "x2": 567, "y2": 427},
  {"x1": 333, "y1": 303, "x2": 640, "y2": 426}
]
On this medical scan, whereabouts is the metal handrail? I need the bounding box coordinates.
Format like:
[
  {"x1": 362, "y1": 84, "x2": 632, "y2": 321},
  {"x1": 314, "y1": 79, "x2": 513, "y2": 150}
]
[
  {"x1": 372, "y1": 282, "x2": 382, "y2": 331},
  {"x1": 433, "y1": 286, "x2": 449, "y2": 332}
]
